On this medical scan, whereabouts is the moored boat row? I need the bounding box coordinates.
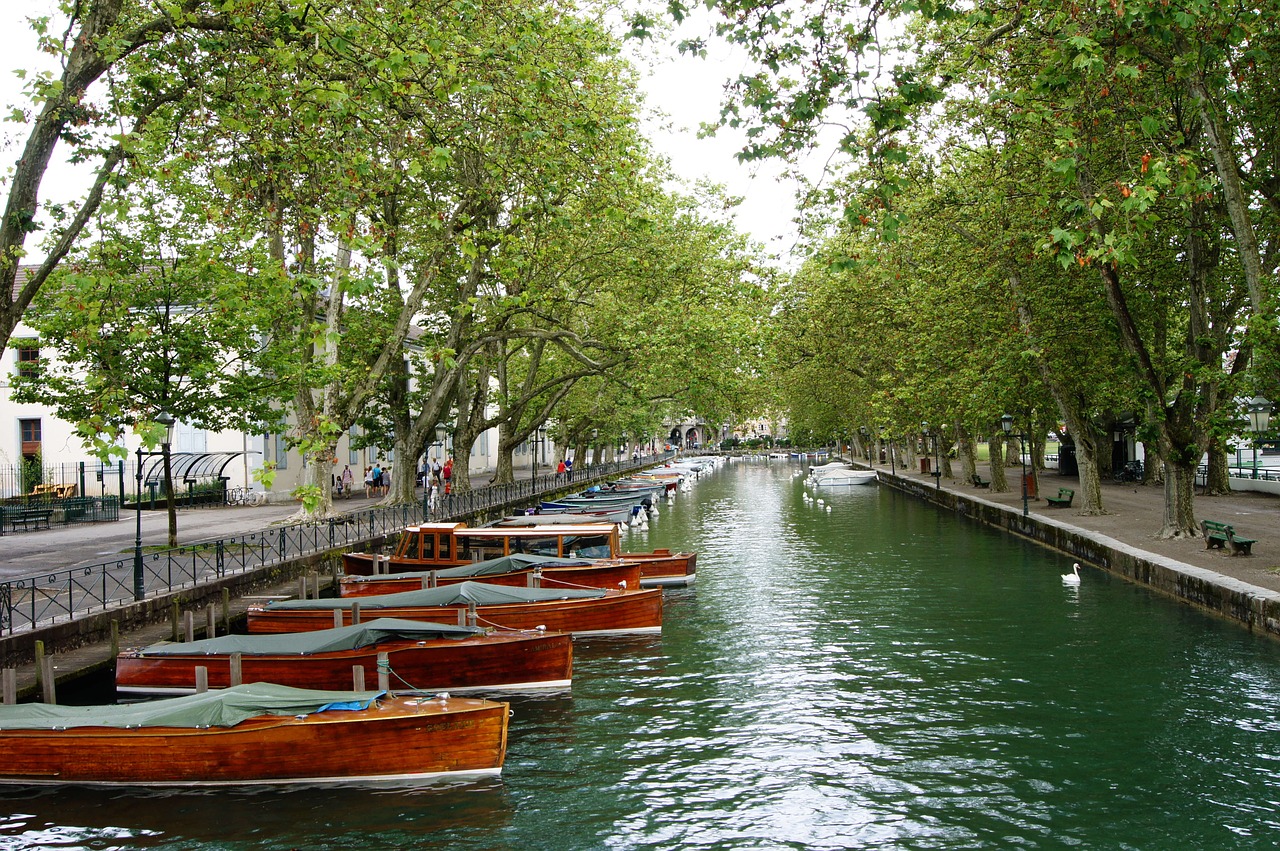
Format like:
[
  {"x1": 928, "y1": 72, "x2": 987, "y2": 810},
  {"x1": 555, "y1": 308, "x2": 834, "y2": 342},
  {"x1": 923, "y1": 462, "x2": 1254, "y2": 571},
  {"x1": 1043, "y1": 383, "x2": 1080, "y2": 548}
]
[{"x1": 0, "y1": 455, "x2": 720, "y2": 788}]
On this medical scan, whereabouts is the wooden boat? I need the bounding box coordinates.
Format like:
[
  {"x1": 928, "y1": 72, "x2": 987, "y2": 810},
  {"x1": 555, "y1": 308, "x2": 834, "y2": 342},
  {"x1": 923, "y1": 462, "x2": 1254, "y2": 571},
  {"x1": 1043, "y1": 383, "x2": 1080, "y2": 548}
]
[
  {"x1": 248, "y1": 580, "x2": 663, "y2": 637},
  {"x1": 343, "y1": 522, "x2": 696, "y2": 587},
  {"x1": 0, "y1": 683, "x2": 508, "y2": 787},
  {"x1": 341, "y1": 554, "x2": 641, "y2": 597},
  {"x1": 619, "y1": 547, "x2": 698, "y2": 587},
  {"x1": 507, "y1": 504, "x2": 637, "y2": 524},
  {"x1": 116, "y1": 617, "x2": 573, "y2": 696}
]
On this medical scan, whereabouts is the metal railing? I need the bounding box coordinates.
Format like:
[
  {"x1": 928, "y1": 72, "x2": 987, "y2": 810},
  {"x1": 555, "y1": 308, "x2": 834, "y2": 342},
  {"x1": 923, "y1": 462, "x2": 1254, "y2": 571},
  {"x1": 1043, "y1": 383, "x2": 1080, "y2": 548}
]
[{"x1": 0, "y1": 453, "x2": 670, "y2": 636}]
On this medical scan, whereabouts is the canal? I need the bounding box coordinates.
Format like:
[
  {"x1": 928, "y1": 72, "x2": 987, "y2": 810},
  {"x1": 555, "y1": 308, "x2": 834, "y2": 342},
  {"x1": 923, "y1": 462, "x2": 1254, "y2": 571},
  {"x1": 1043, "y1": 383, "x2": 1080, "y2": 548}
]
[{"x1": 3, "y1": 458, "x2": 1279, "y2": 849}]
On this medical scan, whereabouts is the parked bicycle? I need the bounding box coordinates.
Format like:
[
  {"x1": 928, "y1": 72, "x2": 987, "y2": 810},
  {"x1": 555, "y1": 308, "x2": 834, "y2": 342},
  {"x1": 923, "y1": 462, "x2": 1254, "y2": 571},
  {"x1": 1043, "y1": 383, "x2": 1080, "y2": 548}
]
[
  {"x1": 1114, "y1": 460, "x2": 1144, "y2": 484},
  {"x1": 225, "y1": 486, "x2": 265, "y2": 506}
]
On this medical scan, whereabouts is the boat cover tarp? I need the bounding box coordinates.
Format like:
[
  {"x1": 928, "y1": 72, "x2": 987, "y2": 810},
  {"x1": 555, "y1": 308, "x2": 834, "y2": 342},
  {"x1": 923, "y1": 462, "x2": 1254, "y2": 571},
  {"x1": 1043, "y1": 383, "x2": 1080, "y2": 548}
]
[
  {"x1": 265, "y1": 580, "x2": 606, "y2": 611},
  {"x1": 434, "y1": 553, "x2": 596, "y2": 578},
  {"x1": 0, "y1": 682, "x2": 384, "y2": 730},
  {"x1": 137, "y1": 618, "x2": 484, "y2": 657}
]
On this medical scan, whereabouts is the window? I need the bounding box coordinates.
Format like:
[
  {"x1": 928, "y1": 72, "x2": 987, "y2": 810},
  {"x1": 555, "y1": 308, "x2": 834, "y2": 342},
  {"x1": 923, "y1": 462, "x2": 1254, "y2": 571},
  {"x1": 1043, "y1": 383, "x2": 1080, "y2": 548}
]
[
  {"x1": 263, "y1": 432, "x2": 290, "y2": 470},
  {"x1": 19, "y1": 418, "x2": 41, "y2": 457},
  {"x1": 349, "y1": 425, "x2": 361, "y2": 466},
  {"x1": 15, "y1": 344, "x2": 39, "y2": 379}
]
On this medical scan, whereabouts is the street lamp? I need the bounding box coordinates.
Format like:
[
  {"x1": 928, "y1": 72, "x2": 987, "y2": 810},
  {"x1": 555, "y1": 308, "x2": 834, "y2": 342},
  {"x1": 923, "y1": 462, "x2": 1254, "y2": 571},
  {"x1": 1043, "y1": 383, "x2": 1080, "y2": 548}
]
[
  {"x1": 531, "y1": 425, "x2": 547, "y2": 484},
  {"x1": 1246, "y1": 396, "x2": 1272, "y2": 480},
  {"x1": 133, "y1": 410, "x2": 174, "y2": 601},
  {"x1": 1001, "y1": 414, "x2": 1028, "y2": 516}
]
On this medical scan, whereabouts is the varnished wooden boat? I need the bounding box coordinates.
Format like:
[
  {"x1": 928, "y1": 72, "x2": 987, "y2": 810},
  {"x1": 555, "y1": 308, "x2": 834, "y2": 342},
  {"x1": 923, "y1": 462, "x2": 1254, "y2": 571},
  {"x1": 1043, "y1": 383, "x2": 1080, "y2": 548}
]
[
  {"x1": 344, "y1": 522, "x2": 695, "y2": 587},
  {"x1": 0, "y1": 683, "x2": 508, "y2": 787},
  {"x1": 619, "y1": 547, "x2": 698, "y2": 588},
  {"x1": 116, "y1": 617, "x2": 573, "y2": 696},
  {"x1": 340, "y1": 554, "x2": 641, "y2": 597},
  {"x1": 248, "y1": 581, "x2": 662, "y2": 637}
]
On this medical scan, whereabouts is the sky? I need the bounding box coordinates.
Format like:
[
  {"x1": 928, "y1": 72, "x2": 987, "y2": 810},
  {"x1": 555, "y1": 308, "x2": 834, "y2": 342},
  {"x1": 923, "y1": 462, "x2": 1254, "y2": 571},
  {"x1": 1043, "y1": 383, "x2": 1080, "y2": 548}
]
[{"x1": 0, "y1": 0, "x2": 812, "y2": 263}]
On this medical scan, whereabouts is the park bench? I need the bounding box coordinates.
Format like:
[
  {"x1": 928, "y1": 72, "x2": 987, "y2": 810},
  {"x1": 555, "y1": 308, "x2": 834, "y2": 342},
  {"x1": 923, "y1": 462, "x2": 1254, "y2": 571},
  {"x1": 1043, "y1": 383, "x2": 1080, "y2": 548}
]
[
  {"x1": 1201, "y1": 520, "x2": 1257, "y2": 556},
  {"x1": 1, "y1": 505, "x2": 53, "y2": 533},
  {"x1": 972, "y1": 474, "x2": 990, "y2": 488},
  {"x1": 1045, "y1": 488, "x2": 1074, "y2": 508}
]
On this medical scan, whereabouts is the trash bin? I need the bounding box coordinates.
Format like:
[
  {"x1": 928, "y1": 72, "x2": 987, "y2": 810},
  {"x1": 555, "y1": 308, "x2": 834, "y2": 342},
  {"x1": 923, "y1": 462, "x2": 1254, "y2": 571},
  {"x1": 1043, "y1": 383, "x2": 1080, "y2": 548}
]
[
  {"x1": 1023, "y1": 471, "x2": 1038, "y2": 499},
  {"x1": 920, "y1": 458, "x2": 931, "y2": 475}
]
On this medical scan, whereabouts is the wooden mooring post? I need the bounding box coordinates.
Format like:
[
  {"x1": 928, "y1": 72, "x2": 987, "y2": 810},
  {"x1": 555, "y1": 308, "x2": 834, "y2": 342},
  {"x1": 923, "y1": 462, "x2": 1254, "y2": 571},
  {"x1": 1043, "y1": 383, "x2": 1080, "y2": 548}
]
[
  {"x1": 352, "y1": 664, "x2": 365, "y2": 691},
  {"x1": 229, "y1": 652, "x2": 243, "y2": 687},
  {"x1": 183, "y1": 610, "x2": 195, "y2": 644},
  {"x1": 2, "y1": 669, "x2": 16, "y2": 705},
  {"x1": 206, "y1": 605, "x2": 216, "y2": 639}
]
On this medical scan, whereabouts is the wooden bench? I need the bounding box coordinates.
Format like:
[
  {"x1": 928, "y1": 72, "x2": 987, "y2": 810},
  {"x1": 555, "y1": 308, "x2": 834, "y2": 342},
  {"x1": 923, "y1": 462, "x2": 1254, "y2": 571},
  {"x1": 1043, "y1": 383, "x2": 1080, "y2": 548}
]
[
  {"x1": 972, "y1": 474, "x2": 990, "y2": 488},
  {"x1": 1, "y1": 506, "x2": 53, "y2": 532},
  {"x1": 1202, "y1": 520, "x2": 1257, "y2": 556},
  {"x1": 1045, "y1": 488, "x2": 1074, "y2": 508}
]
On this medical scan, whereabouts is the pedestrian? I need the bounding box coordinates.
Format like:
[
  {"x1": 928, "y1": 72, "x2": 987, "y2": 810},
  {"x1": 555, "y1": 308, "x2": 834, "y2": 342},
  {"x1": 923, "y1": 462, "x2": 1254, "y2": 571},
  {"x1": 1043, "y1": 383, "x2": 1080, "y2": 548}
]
[
  {"x1": 363, "y1": 465, "x2": 373, "y2": 495},
  {"x1": 565, "y1": 458, "x2": 573, "y2": 481},
  {"x1": 431, "y1": 456, "x2": 442, "y2": 486},
  {"x1": 442, "y1": 456, "x2": 453, "y2": 494},
  {"x1": 556, "y1": 458, "x2": 567, "y2": 482},
  {"x1": 372, "y1": 461, "x2": 383, "y2": 496},
  {"x1": 340, "y1": 464, "x2": 353, "y2": 499}
]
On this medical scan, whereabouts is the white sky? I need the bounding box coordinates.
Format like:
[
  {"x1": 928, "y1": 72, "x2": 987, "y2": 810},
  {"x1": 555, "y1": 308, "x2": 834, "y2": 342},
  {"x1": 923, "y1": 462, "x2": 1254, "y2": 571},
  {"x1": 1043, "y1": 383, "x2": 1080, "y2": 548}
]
[{"x1": 0, "y1": 0, "x2": 814, "y2": 264}]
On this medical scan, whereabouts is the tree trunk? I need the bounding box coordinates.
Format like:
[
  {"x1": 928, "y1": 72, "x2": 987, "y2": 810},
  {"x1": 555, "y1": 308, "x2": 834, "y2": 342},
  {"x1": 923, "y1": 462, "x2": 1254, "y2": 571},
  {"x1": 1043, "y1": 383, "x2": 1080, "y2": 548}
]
[
  {"x1": 990, "y1": 435, "x2": 1009, "y2": 492},
  {"x1": 1204, "y1": 440, "x2": 1231, "y2": 496},
  {"x1": 1158, "y1": 459, "x2": 1199, "y2": 539}
]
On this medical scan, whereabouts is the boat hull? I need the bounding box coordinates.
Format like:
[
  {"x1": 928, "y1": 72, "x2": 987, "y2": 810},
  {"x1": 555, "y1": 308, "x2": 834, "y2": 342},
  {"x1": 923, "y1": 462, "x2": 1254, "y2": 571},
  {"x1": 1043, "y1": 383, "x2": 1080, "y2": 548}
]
[
  {"x1": 116, "y1": 632, "x2": 573, "y2": 696},
  {"x1": 340, "y1": 560, "x2": 642, "y2": 597},
  {"x1": 248, "y1": 589, "x2": 663, "y2": 637},
  {"x1": 620, "y1": 549, "x2": 698, "y2": 588},
  {"x1": 0, "y1": 695, "x2": 508, "y2": 787}
]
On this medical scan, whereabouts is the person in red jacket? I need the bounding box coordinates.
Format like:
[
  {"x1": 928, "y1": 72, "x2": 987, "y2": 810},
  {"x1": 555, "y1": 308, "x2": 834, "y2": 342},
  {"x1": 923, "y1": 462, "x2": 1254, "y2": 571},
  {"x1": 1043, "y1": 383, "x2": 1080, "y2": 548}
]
[{"x1": 442, "y1": 457, "x2": 454, "y2": 494}]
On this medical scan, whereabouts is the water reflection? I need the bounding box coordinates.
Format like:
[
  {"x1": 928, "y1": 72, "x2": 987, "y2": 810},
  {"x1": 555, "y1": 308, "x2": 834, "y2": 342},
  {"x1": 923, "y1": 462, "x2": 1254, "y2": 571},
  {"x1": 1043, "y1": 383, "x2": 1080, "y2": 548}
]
[{"x1": 6, "y1": 459, "x2": 1280, "y2": 850}]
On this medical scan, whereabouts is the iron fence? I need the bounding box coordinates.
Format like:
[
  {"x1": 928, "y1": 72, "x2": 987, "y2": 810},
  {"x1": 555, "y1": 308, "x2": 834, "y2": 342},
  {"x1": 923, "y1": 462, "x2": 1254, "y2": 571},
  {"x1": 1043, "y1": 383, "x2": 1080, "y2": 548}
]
[{"x1": 0, "y1": 453, "x2": 671, "y2": 636}]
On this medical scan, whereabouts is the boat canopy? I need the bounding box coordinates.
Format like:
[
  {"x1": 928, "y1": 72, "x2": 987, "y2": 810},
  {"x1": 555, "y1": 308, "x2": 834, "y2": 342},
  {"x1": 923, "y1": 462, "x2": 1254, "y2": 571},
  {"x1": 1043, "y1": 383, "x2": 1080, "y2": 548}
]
[
  {"x1": 434, "y1": 553, "x2": 596, "y2": 578},
  {"x1": 137, "y1": 618, "x2": 484, "y2": 657},
  {"x1": 265, "y1": 580, "x2": 607, "y2": 611},
  {"x1": 0, "y1": 683, "x2": 383, "y2": 730}
]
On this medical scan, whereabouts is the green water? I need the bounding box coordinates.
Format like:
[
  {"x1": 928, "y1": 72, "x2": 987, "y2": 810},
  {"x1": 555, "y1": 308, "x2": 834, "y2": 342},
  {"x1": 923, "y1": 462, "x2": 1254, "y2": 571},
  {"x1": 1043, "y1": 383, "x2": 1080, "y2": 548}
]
[{"x1": 3, "y1": 459, "x2": 1280, "y2": 849}]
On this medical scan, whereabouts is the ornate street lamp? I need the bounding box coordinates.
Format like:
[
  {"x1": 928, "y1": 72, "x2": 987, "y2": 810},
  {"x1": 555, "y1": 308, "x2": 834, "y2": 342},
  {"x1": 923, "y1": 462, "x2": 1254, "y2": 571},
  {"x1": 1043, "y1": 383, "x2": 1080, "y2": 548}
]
[
  {"x1": 1247, "y1": 396, "x2": 1272, "y2": 480},
  {"x1": 1001, "y1": 414, "x2": 1028, "y2": 516}
]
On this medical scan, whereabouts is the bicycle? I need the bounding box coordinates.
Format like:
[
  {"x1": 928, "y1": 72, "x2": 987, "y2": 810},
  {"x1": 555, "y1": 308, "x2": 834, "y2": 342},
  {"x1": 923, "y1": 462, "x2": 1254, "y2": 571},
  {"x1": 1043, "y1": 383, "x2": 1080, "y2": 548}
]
[
  {"x1": 226, "y1": 486, "x2": 265, "y2": 506},
  {"x1": 1113, "y1": 461, "x2": 1144, "y2": 484}
]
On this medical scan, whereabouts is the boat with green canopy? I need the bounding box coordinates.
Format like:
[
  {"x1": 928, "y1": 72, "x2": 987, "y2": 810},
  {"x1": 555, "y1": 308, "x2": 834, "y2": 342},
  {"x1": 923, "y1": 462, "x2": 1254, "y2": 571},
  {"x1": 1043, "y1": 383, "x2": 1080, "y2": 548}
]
[
  {"x1": 0, "y1": 682, "x2": 509, "y2": 786},
  {"x1": 248, "y1": 580, "x2": 663, "y2": 636},
  {"x1": 116, "y1": 617, "x2": 573, "y2": 696}
]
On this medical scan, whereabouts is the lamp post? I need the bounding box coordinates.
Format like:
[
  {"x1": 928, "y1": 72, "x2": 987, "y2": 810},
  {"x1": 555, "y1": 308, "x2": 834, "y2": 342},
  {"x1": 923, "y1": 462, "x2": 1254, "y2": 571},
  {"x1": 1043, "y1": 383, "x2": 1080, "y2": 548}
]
[
  {"x1": 1247, "y1": 396, "x2": 1272, "y2": 480},
  {"x1": 157, "y1": 411, "x2": 176, "y2": 548},
  {"x1": 859, "y1": 426, "x2": 869, "y2": 463},
  {"x1": 1001, "y1": 413, "x2": 1028, "y2": 516},
  {"x1": 531, "y1": 425, "x2": 546, "y2": 485},
  {"x1": 133, "y1": 410, "x2": 174, "y2": 601}
]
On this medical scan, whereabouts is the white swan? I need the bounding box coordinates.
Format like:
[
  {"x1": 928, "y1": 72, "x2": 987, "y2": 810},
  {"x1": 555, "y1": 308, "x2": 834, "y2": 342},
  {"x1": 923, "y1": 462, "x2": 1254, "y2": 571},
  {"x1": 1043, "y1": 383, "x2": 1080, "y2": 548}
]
[{"x1": 1062, "y1": 563, "x2": 1082, "y2": 585}]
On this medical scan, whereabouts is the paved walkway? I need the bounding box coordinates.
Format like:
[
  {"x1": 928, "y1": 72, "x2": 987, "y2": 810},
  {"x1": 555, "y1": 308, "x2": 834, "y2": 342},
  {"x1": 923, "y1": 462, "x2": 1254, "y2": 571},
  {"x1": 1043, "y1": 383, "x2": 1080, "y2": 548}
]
[{"x1": 872, "y1": 458, "x2": 1280, "y2": 594}]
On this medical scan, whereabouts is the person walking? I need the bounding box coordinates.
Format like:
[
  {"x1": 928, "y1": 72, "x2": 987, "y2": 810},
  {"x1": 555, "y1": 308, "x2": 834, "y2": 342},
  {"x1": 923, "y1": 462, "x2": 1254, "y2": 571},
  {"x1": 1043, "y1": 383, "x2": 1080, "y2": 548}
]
[
  {"x1": 340, "y1": 464, "x2": 354, "y2": 499},
  {"x1": 556, "y1": 458, "x2": 567, "y2": 483},
  {"x1": 442, "y1": 456, "x2": 453, "y2": 494}
]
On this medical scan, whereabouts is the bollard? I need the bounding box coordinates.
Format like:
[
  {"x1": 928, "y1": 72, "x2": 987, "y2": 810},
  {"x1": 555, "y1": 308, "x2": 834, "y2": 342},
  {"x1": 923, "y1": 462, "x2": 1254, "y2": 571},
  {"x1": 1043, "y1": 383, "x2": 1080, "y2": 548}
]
[
  {"x1": 229, "y1": 652, "x2": 243, "y2": 687},
  {"x1": 333, "y1": 609, "x2": 343, "y2": 629},
  {"x1": 467, "y1": 602, "x2": 478, "y2": 628},
  {"x1": 351, "y1": 602, "x2": 361, "y2": 625},
  {"x1": 206, "y1": 606, "x2": 216, "y2": 639},
  {"x1": 195, "y1": 666, "x2": 208, "y2": 694},
  {"x1": 2, "y1": 669, "x2": 15, "y2": 705},
  {"x1": 183, "y1": 610, "x2": 194, "y2": 644},
  {"x1": 353, "y1": 665, "x2": 365, "y2": 691},
  {"x1": 377, "y1": 651, "x2": 390, "y2": 692},
  {"x1": 428, "y1": 570, "x2": 438, "y2": 588},
  {"x1": 110, "y1": 619, "x2": 120, "y2": 660},
  {"x1": 34, "y1": 640, "x2": 45, "y2": 696},
  {"x1": 311, "y1": 572, "x2": 320, "y2": 600},
  {"x1": 298, "y1": 576, "x2": 308, "y2": 600},
  {"x1": 457, "y1": 607, "x2": 466, "y2": 627},
  {"x1": 40, "y1": 655, "x2": 56, "y2": 705},
  {"x1": 170, "y1": 601, "x2": 180, "y2": 642}
]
